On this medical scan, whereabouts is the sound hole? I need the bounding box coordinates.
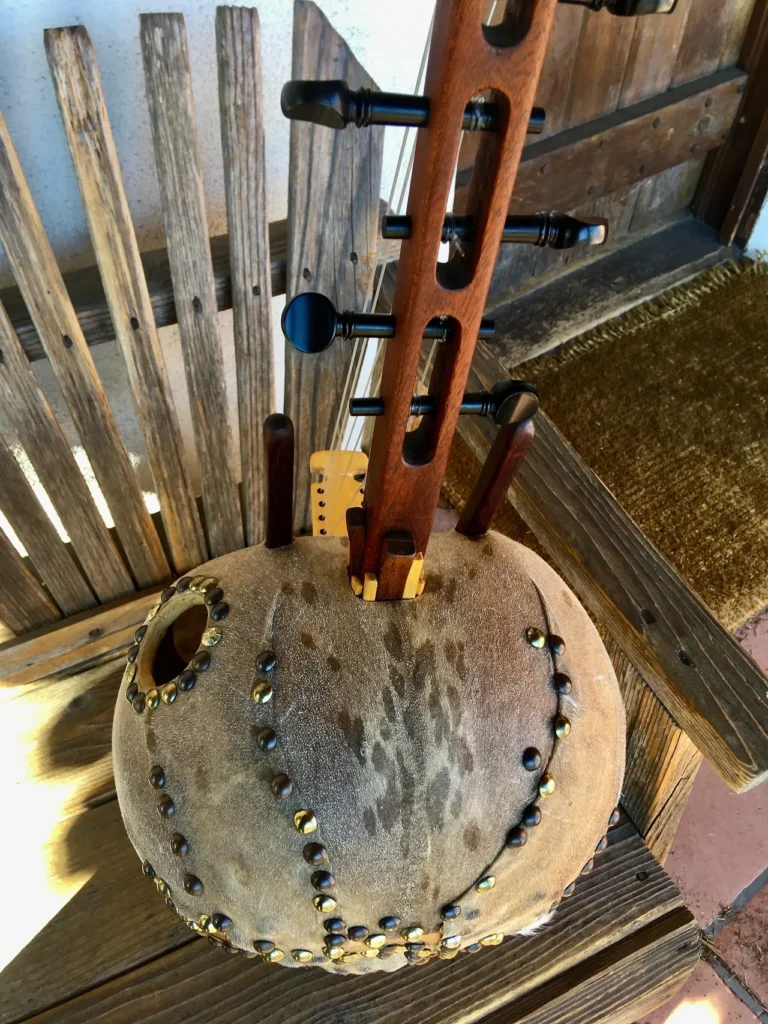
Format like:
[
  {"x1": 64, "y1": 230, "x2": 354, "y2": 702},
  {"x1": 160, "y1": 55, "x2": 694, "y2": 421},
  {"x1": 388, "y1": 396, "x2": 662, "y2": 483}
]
[
  {"x1": 482, "y1": 0, "x2": 534, "y2": 48},
  {"x1": 152, "y1": 604, "x2": 208, "y2": 685}
]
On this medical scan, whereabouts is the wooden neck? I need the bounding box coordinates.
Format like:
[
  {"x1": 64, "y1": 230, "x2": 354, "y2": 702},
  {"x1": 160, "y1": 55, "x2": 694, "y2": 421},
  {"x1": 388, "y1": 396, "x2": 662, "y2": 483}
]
[{"x1": 351, "y1": 0, "x2": 558, "y2": 599}]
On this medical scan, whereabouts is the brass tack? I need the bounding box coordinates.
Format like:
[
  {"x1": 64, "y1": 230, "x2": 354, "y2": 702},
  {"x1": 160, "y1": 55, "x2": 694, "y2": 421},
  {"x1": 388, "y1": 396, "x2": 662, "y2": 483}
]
[
  {"x1": 401, "y1": 925, "x2": 424, "y2": 942},
  {"x1": 323, "y1": 946, "x2": 343, "y2": 960},
  {"x1": 146, "y1": 688, "x2": 160, "y2": 710},
  {"x1": 438, "y1": 948, "x2": 459, "y2": 960},
  {"x1": 340, "y1": 951, "x2": 359, "y2": 963},
  {"x1": 526, "y1": 627, "x2": 546, "y2": 648},
  {"x1": 466, "y1": 942, "x2": 482, "y2": 953},
  {"x1": 404, "y1": 949, "x2": 421, "y2": 964},
  {"x1": 476, "y1": 875, "x2": 496, "y2": 893},
  {"x1": 313, "y1": 895, "x2": 337, "y2": 913},
  {"x1": 166, "y1": 897, "x2": 175, "y2": 911},
  {"x1": 145, "y1": 602, "x2": 160, "y2": 621},
  {"x1": 554, "y1": 715, "x2": 571, "y2": 738},
  {"x1": 212, "y1": 914, "x2": 233, "y2": 932},
  {"x1": 198, "y1": 577, "x2": 218, "y2": 594},
  {"x1": 303, "y1": 842, "x2": 328, "y2": 866},
  {"x1": 123, "y1": 663, "x2": 137, "y2": 686},
  {"x1": 210, "y1": 601, "x2": 229, "y2": 622},
  {"x1": 325, "y1": 933, "x2": 345, "y2": 948},
  {"x1": 199, "y1": 915, "x2": 212, "y2": 930},
  {"x1": 154, "y1": 877, "x2": 170, "y2": 897},
  {"x1": 365, "y1": 933, "x2": 387, "y2": 949},
  {"x1": 291, "y1": 949, "x2": 313, "y2": 963},
  {"x1": 204, "y1": 586, "x2": 224, "y2": 607},
  {"x1": 581, "y1": 858, "x2": 595, "y2": 875},
  {"x1": 256, "y1": 727, "x2": 277, "y2": 751},
  {"x1": 405, "y1": 942, "x2": 425, "y2": 952},
  {"x1": 252, "y1": 680, "x2": 273, "y2": 704},
  {"x1": 161, "y1": 682, "x2": 178, "y2": 704},
  {"x1": 361, "y1": 948, "x2": 380, "y2": 958},
  {"x1": 539, "y1": 774, "x2": 556, "y2": 797},
  {"x1": 265, "y1": 948, "x2": 285, "y2": 963},
  {"x1": 294, "y1": 810, "x2": 318, "y2": 834},
  {"x1": 189, "y1": 576, "x2": 206, "y2": 592},
  {"x1": 192, "y1": 650, "x2": 211, "y2": 672},
  {"x1": 480, "y1": 933, "x2": 504, "y2": 946},
  {"x1": 202, "y1": 626, "x2": 222, "y2": 647}
]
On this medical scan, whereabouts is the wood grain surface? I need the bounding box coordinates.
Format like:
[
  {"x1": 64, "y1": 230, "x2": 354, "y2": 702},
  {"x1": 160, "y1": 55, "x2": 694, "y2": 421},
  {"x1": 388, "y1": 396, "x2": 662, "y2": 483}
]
[
  {"x1": 461, "y1": 343, "x2": 768, "y2": 793},
  {"x1": 140, "y1": 12, "x2": 243, "y2": 557},
  {"x1": 0, "y1": 112, "x2": 169, "y2": 588},
  {"x1": 0, "y1": 531, "x2": 60, "y2": 635},
  {"x1": 45, "y1": 25, "x2": 207, "y2": 576},
  {"x1": 0, "y1": 434, "x2": 93, "y2": 616},
  {"x1": 284, "y1": 0, "x2": 384, "y2": 534},
  {"x1": 13, "y1": 813, "x2": 681, "y2": 1024},
  {"x1": 0, "y1": 301, "x2": 133, "y2": 602},
  {"x1": 216, "y1": 5, "x2": 275, "y2": 547}
]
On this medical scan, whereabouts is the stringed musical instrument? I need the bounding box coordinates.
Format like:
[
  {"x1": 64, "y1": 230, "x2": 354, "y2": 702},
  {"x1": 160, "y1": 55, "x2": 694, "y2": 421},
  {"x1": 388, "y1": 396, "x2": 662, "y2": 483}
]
[{"x1": 114, "y1": 0, "x2": 674, "y2": 974}]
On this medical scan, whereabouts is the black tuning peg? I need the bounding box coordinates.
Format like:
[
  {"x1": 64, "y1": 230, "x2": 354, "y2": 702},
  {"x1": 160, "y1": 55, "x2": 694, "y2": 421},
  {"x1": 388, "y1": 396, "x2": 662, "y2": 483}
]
[
  {"x1": 350, "y1": 381, "x2": 539, "y2": 427},
  {"x1": 281, "y1": 292, "x2": 495, "y2": 355},
  {"x1": 382, "y1": 212, "x2": 607, "y2": 250},
  {"x1": 560, "y1": 0, "x2": 677, "y2": 14},
  {"x1": 281, "y1": 80, "x2": 546, "y2": 135}
]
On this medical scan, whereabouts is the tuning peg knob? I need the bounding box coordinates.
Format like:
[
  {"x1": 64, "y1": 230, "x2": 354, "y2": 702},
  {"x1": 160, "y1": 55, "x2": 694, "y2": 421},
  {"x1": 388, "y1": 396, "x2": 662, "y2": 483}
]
[
  {"x1": 350, "y1": 381, "x2": 538, "y2": 426},
  {"x1": 281, "y1": 79, "x2": 545, "y2": 135},
  {"x1": 560, "y1": 0, "x2": 677, "y2": 14},
  {"x1": 282, "y1": 292, "x2": 495, "y2": 354},
  {"x1": 382, "y1": 212, "x2": 607, "y2": 250}
]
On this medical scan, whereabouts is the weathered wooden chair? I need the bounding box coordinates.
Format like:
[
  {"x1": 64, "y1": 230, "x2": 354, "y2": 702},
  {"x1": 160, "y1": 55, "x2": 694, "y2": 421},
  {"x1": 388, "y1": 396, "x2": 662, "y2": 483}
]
[{"x1": 1, "y1": 3, "x2": 766, "y2": 1022}]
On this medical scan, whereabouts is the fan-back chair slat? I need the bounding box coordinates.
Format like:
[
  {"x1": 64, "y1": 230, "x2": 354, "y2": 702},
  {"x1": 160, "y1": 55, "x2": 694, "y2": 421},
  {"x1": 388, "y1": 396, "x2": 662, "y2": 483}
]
[
  {"x1": 284, "y1": 0, "x2": 385, "y2": 534},
  {"x1": 140, "y1": 12, "x2": 244, "y2": 558},
  {"x1": 216, "y1": 5, "x2": 275, "y2": 548},
  {"x1": 0, "y1": 113, "x2": 170, "y2": 588},
  {"x1": 0, "y1": 529, "x2": 60, "y2": 634},
  {"x1": 0, "y1": 302, "x2": 132, "y2": 602},
  {"x1": 45, "y1": 25, "x2": 207, "y2": 576}
]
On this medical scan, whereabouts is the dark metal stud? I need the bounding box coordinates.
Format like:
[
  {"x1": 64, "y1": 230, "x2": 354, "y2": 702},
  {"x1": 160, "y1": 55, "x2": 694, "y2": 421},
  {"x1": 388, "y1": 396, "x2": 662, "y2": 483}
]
[
  {"x1": 553, "y1": 672, "x2": 572, "y2": 694},
  {"x1": 256, "y1": 727, "x2": 277, "y2": 751},
  {"x1": 178, "y1": 669, "x2": 196, "y2": 692},
  {"x1": 440, "y1": 904, "x2": 461, "y2": 921},
  {"x1": 133, "y1": 692, "x2": 146, "y2": 713},
  {"x1": 184, "y1": 874, "x2": 204, "y2": 895},
  {"x1": 405, "y1": 941, "x2": 425, "y2": 952},
  {"x1": 166, "y1": 897, "x2": 175, "y2": 910},
  {"x1": 549, "y1": 635, "x2": 566, "y2": 655},
  {"x1": 135, "y1": 624, "x2": 148, "y2": 643},
  {"x1": 562, "y1": 882, "x2": 576, "y2": 898},
  {"x1": 325, "y1": 933, "x2": 346, "y2": 948},
  {"x1": 526, "y1": 627, "x2": 546, "y2": 649},
  {"x1": 160, "y1": 587, "x2": 176, "y2": 603},
  {"x1": 581, "y1": 858, "x2": 595, "y2": 875},
  {"x1": 324, "y1": 917, "x2": 346, "y2": 933},
  {"x1": 311, "y1": 870, "x2": 336, "y2": 892},
  {"x1": 596, "y1": 835, "x2": 609, "y2": 852},
  {"x1": 380, "y1": 915, "x2": 400, "y2": 931},
  {"x1": 142, "y1": 859, "x2": 155, "y2": 878},
  {"x1": 554, "y1": 715, "x2": 571, "y2": 738},
  {"x1": 404, "y1": 949, "x2": 421, "y2": 964},
  {"x1": 204, "y1": 586, "x2": 224, "y2": 606},
  {"x1": 176, "y1": 576, "x2": 192, "y2": 592},
  {"x1": 211, "y1": 601, "x2": 229, "y2": 621},
  {"x1": 523, "y1": 747, "x2": 542, "y2": 771},
  {"x1": 212, "y1": 914, "x2": 233, "y2": 932},
  {"x1": 126, "y1": 681, "x2": 138, "y2": 703},
  {"x1": 271, "y1": 773, "x2": 293, "y2": 799},
  {"x1": 466, "y1": 942, "x2": 482, "y2": 953},
  {"x1": 192, "y1": 650, "x2": 211, "y2": 672},
  {"x1": 378, "y1": 943, "x2": 398, "y2": 957},
  {"x1": 348, "y1": 925, "x2": 368, "y2": 941},
  {"x1": 523, "y1": 804, "x2": 542, "y2": 827},
  {"x1": 149, "y1": 765, "x2": 166, "y2": 789},
  {"x1": 171, "y1": 832, "x2": 189, "y2": 856},
  {"x1": 441, "y1": 934, "x2": 462, "y2": 950},
  {"x1": 507, "y1": 825, "x2": 528, "y2": 847},
  {"x1": 158, "y1": 795, "x2": 175, "y2": 818},
  {"x1": 256, "y1": 649, "x2": 277, "y2": 673},
  {"x1": 254, "y1": 939, "x2": 275, "y2": 954},
  {"x1": 303, "y1": 842, "x2": 328, "y2": 866},
  {"x1": 609, "y1": 808, "x2": 621, "y2": 826},
  {"x1": 126, "y1": 644, "x2": 140, "y2": 663}
]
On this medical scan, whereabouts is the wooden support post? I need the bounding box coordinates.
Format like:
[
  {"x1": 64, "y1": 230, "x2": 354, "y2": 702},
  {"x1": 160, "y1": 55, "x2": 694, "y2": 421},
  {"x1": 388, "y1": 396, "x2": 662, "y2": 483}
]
[
  {"x1": 457, "y1": 418, "x2": 535, "y2": 538},
  {"x1": 263, "y1": 414, "x2": 294, "y2": 550}
]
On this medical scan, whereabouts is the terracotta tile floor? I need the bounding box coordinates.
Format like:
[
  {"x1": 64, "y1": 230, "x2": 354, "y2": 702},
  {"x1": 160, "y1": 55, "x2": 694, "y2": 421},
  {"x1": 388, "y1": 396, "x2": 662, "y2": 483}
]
[{"x1": 637, "y1": 608, "x2": 768, "y2": 1024}]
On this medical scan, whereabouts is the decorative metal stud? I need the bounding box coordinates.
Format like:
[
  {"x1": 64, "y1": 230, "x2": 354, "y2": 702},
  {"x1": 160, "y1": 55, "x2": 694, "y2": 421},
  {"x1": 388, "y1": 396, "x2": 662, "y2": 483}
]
[
  {"x1": 253, "y1": 939, "x2": 275, "y2": 954},
  {"x1": 347, "y1": 925, "x2": 368, "y2": 941},
  {"x1": 581, "y1": 859, "x2": 595, "y2": 875},
  {"x1": 155, "y1": 878, "x2": 170, "y2": 897},
  {"x1": 549, "y1": 635, "x2": 566, "y2": 655},
  {"x1": 199, "y1": 915, "x2": 212, "y2": 931},
  {"x1": 171, "y1": 832, "x2": 188, "y2": 855},
  {"x1": 294, "y1": 810, "x2": 317, "y2": 834},
  {"x1": 204, "y1": 586, "x2": 224, "y2": 606},
  {"x1": 380, "y1": 915, "x2": 400, "y2": 931},
  {"x1": 198, "y1": 577, "x2": 218, "y2": 593},
  {"x1": 476, "y1": 875, "x2": 496, "y2": 893},
  {"x1": 192, "y1": 651, "x2": 211, "y2": 672},
  {"x1": 178, "y1": 669, "x2": 196, "y2": 692},
  {"x1": 135, "y1": 624, "x2": 148, "y2": 643},
  {"x1": 303, "y1": 842, "x2": 328, "y2": 866},
  {"x1": 256, "y1": 727, "x2": 277, "y2": 751},
  {"x1": 405, "y1": 942, "x2": 425, "y2": 952},
  {"x1": 361, "y1": 948, "x2": 380, "y2": 959},
  {"x1": 596, "y1": 835, "x2": 609, "y2": 852},
  {"x1": 553, "y1": 672, "x2": 572, "y2": 694},
  {"x1": 404, "y1": 950, "x2": 421, "y2": 964},
  {"x1": 126, "y1": 681, "x2": 138, "y2": 703},
  {"x1": 438, "y1": 949, "x2": 459, "y2": 960},
  {"x1": 166, "y1": 897, "x2": 175, "y2": 911},
  {"x1": 202, "y1": 627, "x2": 222, "y2": 647},
  {"x1": 132, "y1": 692, "x2": 146, "y2": 713},
  {"x1": 126, "y1": 644, "x2": 140, "y2": 663},
  {"x1": 323, "y1": 946, "x2": 343, "y2": 960},
  {"x1": 466, "y1": 942, "x2": 482, "y2": 953},
  {"x1": 340, "y1": 951, "x2": 359, "y2": 963},
  {"x1": 379, "y1": 944, "x2": 400, "y2": 957},
  {"x1": 554, "y1": 715, "x2": 571, "y2": 738},
  {"x1": 123, "y1": 663, "x2": 137, "y2": 686},
  {"x1": 256, "y1": 649, "x2": 277, "y2": 673},
  {"x1": 313, "y1": 895, "x2": 336, "y2": 913},
  {"x1": 158, "y1": 794, "x2": 175, "y2": 817},
  {"x1": 325, "y1": 933, "x2": 345, "y2": 948},
  {"x1": 175, "y1": 576, "x2": 193, "y2": 592},
  {"x1": 401, "y1": 925, "x2": 424, "y2": 942},
  {"x1": 480, "y1": 933, "x2": 504, "y2": 946},
  {"x1": 526, "y1": 627, "x2": 546, "y2": 648},
  {"x1": 212, "y1": 914, "x2": 233, "y2": 932},
  {"x1": 539, "y1": 774, "x2": 556, "y2": 797},
  {"x1": 441, "y1": 934, "x2": 462, "y2": 949},
  {"x1": 146, "y1": 688, "x2": 160, "y2": 710},
  {"x1": 507, "y1": 825, "x2": 528, "y2": 847},
  {"x1": 149, "y1": 765, "x2": 166, "y2": 789},
  {"x1": 271, "y1": 773, "x2": 293, "y2": 799},
  {"x1": 210, "y1": 602, "x2": 229, "y2": 622},
  {"x1": 522, "y1": 747, "x2": 542, "y2": 771},
  {"x1": 161, "y1": 682, "x2": 178, "y2": 704},
  {"x1": 265, "y1": 948, "x2": 285, "y2": 963},
  {"x1": 440, "y1": 904, "x2": 461, "y2": 921},
  {"x1": 160, "y1": 587, "x2": 175, "y2": 604},
  {"x1": 188, "y1": 576, "x2": 206, "y2": 592},
  {"x1": 184, "y1": 874, "x2": 203, "y2": 895},
  {"x1": 142, "y1": 859, "x2": 155, "y2": 878},
  {"x1": 609, "y1": 808, "x2": 621, "y2": 826},
  {"x1": 365, "y1": 933, "x2": 387, "y2": 949},
  {"x1": 252, "y1": 681, "x2": 273, "y2": 704},
  {"x1": 523, "y1": 804, "x2": 542, "y2": 827},
  {"x1": 145, "y1": 602, "x2": 160, "y2": 621},
  {"x1": 311, "y1": 870, "x2": 335, "y2": 892},
  {"x1": 324, "y1": 917, "x2": 345, "y2": 934},
  {"x1": 291, "y1": 949, "x2": 313, "y2": 963},
  {"x1": 563, "y1": 882, "x2": 576, "y2": 897}
]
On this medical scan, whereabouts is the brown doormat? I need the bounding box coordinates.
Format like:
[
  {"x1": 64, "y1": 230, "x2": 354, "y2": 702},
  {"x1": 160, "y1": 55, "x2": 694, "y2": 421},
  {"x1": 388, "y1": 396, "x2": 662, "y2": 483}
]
[{"x1": 444, "y1": 258, "x2": 768, "y2": 632}]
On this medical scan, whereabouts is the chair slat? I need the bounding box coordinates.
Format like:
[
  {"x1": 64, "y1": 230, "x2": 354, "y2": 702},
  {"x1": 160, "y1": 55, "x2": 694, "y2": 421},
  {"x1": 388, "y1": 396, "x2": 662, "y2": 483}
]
[
  {"x1": 140, "y1": 12, "x2": 244, "y2": 558},
  {"x1": 0, "y1": 113, "x2": 169, "y2": 588},
  {"x1": 45, "y1": 26, "x2": 207, "y2": 576},
  {"x1": 0, "y1": 530, "x2": 60, "y2": 634},
  {"x1": 284, "y1": 1, "x2": 385, "y2": 533},
  {"x1": 216, "y1": 5, "x2": 274, "y2": 547},
  {"x1": 0, "y1": 436, "x2": 94, "y2": 616},
  {"x1": 0, "y1": 302, "x2": 133, "y2": 601}
]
